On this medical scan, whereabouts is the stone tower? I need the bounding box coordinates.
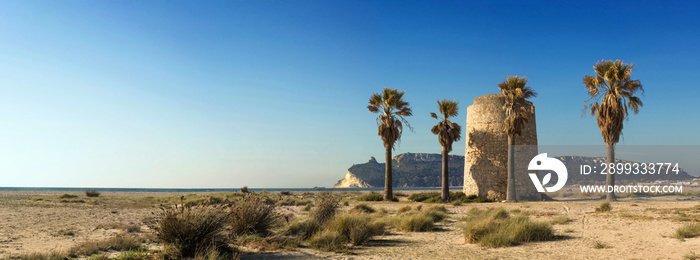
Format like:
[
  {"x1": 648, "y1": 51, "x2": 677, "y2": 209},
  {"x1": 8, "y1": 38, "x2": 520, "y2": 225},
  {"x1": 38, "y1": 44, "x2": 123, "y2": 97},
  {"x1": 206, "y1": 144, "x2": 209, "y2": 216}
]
[{"x1": 463, "y1": 94, "x2": 540, "y2": 201}]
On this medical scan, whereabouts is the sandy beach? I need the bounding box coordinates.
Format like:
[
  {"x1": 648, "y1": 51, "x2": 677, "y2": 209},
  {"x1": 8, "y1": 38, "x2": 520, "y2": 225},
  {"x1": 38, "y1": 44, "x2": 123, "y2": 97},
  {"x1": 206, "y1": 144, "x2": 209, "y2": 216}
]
[{"x1": 1, "y1": 190, "x2": 700, "y2": 259}]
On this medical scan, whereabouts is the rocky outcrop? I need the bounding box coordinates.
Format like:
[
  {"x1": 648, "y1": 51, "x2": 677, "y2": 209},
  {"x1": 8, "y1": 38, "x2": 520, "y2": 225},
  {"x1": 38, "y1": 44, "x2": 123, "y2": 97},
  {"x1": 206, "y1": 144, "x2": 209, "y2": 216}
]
[
  {"x1": 333, "y1": 154, "x2": 464, "y2": 188},
  {"x1": 334, "y1": 171, "x2": 372, "y2": 188}
]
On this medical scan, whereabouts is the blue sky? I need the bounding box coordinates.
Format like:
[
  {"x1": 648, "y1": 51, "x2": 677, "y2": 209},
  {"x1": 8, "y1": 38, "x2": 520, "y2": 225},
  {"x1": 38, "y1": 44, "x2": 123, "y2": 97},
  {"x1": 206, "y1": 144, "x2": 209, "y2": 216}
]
[{"x1": 1, "y1": 1, "x2": 699, "y2": 188}]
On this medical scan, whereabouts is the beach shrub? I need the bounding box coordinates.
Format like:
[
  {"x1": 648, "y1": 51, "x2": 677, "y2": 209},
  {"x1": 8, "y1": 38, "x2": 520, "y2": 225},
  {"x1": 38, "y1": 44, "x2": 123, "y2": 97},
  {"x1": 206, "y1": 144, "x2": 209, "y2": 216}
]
[
  {"x1": 286, "y1": 218, "x2": 322, "y2": 239},
  {"x1": 151, "y1": 204, "x2": 230, "y2": 258},
  {"x1": 397, "y1": 205, "x2": 412, "y2": 214},
  {"x1": 311, "y1": 194, "x2": 340, "y2": 224},
  {"x1": 308, "y1": 230, "x2": 347, "y2": 252},
  {"x1": 330, "y1": 214, "x2": 385, "y2": 245},
  {"x1": 675, "y1": 223, "x2": 700, "y2": 239},
  {"x1": 357, "y1": 192, "x2": 383, "y2": 202},
  {"x1": 352, "y1": 203, "x2": 376, "y2": 214},
  {"x1": 240, "y1": 186, "x2": 249, "y2": 193},
  {"x1": 596, "y1": 202, "x2": 612, "y2": 213},
  {"x1": 593, "y1": 240, "x2": 611, "y2": 249},
  {"x1": 85, "y1": 190, "x2": 101, "y2": 197},
  {"x1": 423, "y1": 205, "x2": 448, "y2": 222},
  {"x1": 463, "y1": 208, "x2": 554, "y2": 247},
  {"x1": 398, "y1": 213, "x2": 435, "y2": 232},
  {"x1": 280, "y1": 191, "x2": 292, "y2": 196},
  {"x1": 408, "y1": 192, "x2": 491, "y2": 203},
  {"x1": 229, "y1": 195, "x2": 280, "y2": 237},
  {"x1": 549, "y1": 216, "x2": 573, "y2": 225},
  {"x1": 60, "y1": 194, "x2": 79, "y2": 199}
]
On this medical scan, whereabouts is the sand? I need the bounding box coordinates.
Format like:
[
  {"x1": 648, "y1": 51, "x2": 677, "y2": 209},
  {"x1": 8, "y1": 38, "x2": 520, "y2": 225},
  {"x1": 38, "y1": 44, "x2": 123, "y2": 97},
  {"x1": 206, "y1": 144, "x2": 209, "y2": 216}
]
[{"x1": 1, "y1": 190, "x2": 700, "y2": 259}]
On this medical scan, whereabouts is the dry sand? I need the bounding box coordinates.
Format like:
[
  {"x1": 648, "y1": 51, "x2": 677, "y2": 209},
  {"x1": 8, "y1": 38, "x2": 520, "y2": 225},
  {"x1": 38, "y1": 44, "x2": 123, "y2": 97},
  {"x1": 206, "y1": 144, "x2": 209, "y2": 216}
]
[{"x1": 1, "y1": 190, "x2": 700, "y2": 259}]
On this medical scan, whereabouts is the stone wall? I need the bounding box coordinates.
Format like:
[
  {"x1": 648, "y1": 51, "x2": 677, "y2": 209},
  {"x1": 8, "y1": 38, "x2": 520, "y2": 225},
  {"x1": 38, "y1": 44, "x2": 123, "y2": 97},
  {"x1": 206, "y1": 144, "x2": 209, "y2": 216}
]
[{"x1": 462, "y1": 94, "x2": 540, "y2": 201}]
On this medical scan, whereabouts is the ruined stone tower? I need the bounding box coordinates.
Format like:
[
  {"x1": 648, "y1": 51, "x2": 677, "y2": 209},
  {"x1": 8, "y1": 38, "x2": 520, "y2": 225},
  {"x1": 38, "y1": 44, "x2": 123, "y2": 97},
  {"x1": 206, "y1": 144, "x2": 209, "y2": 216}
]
[{"x1": 463, "y1": 94, "x2": 540, "y2": 201}]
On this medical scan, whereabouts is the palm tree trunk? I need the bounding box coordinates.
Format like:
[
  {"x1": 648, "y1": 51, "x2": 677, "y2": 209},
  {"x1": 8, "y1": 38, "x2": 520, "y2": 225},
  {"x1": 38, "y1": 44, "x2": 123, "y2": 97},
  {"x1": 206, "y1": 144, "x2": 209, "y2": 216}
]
[
  {"x1": 441, "y1": 147, "x2": 449, "y2": 202},
  {"x1": 507, "y1": 136, "x2": 517, "y2": 202},
  {"x1": 385, "y1": 145, "x2": 393, "y2": 201},
  {"x1": 606, "y1": 143, "x2": 616, "y2": 201}
]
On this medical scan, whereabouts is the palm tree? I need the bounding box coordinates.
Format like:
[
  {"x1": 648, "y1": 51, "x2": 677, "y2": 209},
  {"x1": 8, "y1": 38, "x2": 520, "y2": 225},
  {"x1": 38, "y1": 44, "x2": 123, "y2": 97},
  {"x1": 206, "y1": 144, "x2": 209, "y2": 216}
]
[
  {"x1": 498, "y1": 75, "x2": 537, "y2": 202},
  {"x1": 431, "y1": 100, "x2": 462, "y2": 202},
  {"x1": 583, "y1": 60, "x2": 644, "y2": 201},
  {"x1": 368, "y1": 88, "x2": 413, "y2": 201}
]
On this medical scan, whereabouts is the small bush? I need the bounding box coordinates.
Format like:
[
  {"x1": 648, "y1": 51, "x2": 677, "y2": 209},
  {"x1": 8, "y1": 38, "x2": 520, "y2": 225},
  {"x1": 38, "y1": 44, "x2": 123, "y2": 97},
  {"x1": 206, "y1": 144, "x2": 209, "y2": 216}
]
[
  {"x1": 408, "y1": 192, "x2": 492, "y2": 203},
  {"x1": 408, "y1": 192, "x2": 440, "y2": 202},
  {"x1": 424, "y1": 206, "x2": 448, "y2": 222},
  {"x1": 85, "y1": 190, "x2": 101, "y2": 197},
  {"x1": 280, "y1": 191, "x2": 291, "y2": 196},
  {"x1": 241, "y1": 186, "x2": 249, "y2": 193},
  {"x1": 286, "y1": 218, "x2": 322, "y2": 239},
  {"x1": 596, "y1": 202, "x2": 612, "y2": 213},
  {"x1": 463, "y1": 208, "x2": 555, "y2": 247},
  {"x1": 397, "y1": 206, "x2": 412, "y2": 214},
  {"x1": 357, "y1": 192, "x2": 383, "y2": 202},
  {"x1": 549, "y1": 216, "x2": 573, "y2": 225},
  {"x1": 229, "y1": 195, "x2": 280, "y2": 237},
  {"x1": 331, "y1": 214, "x2": 384, "y2": 245},
  {"x1": 352, "y1": 204, "x2": 376, "y2": 214},
  {"x1": 675, "y1": 223, "x2": 700, "y2": 239},
  {"x1": 60, "y1": 194, "x2": 79, "y2": 199},
  {"x1": 398, "y1": 213, "x2": 435, "y2": 232},
  {"x1": 311, "y1": 194, "x2": 340, "y2": 224},
  {"x1": 68, "y1": 234, "x2": 145, "y2": 257},
  {"x1": 308, "y1": 230, "x2": 348, "y2": 252},
  {"x1": 342, "y1": 200, "x2": 350, "y2": 206},
  {"x1": 151, "y1": 205, "x2": 230, "y2": 258},
  {"x1": 302, "y1": 204, "x2": 313, "y2": 212},
  {"x1": 593, "y1": 240, "x2": 611, "y2": 249}
]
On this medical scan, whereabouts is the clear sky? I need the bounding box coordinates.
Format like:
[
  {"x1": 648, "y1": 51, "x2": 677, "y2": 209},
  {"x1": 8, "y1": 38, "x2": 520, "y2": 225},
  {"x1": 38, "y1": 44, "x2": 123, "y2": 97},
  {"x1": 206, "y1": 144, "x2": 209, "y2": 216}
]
[{"x1": 1, "y1": 1, "x2": 699, "y2": 188}]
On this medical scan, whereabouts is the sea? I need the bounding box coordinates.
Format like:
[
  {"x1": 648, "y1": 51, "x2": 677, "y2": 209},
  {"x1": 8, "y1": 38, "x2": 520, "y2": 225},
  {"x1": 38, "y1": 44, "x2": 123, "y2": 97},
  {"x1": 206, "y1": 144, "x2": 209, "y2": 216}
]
[{"x1": 0, "y1": 187, "x2": 464, "y2": 192}]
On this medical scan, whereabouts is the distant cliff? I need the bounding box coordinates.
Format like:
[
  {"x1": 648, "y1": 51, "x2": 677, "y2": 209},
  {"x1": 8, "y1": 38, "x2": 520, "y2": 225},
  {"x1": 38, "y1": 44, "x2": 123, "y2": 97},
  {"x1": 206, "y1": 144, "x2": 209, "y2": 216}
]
[
  {"x1": 333, "y1": 154, "x2": 695, "y2": 188},
  {"x1": 333, "y1": 153, "x2": 464, "y2": 188}
]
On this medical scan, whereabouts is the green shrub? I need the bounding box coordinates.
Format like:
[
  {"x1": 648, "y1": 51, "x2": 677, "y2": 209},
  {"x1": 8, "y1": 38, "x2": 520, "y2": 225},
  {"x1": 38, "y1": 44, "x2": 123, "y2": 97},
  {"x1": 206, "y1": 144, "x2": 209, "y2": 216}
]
[
  {"x1": 330, "y1": 214, "x2": 385, "y2": 245},
  {"x1": 229, "y1": 195, "x2": 280, "y2": 237},
  {"x1": 67, "y1": 234, "x2": 145, "y2": 257},
  {"x1": 85, "y1": 190, "x2": 101, "y2": 197},
  {"x1": 302, "y1": 204, "x2": 313, "y2": 212},
  {"x1": 398, "y1": 213, "x2": 434, "y2": 232},
  {"x1": 151, "y1": 204, "x2": 230, "y2": 258},
  {"x1": 280, "y1": 191, "x2": 292, "y2": 196},
  {"x1": 357, "y1": 192, "x2": 384, "y2": 201},
  {"x1": 311, "y1": 194, "x2": 340, "y2": 224},
  {"x1": 240, "y1": 186, "x2": 249, "y2": 193},
  {"x1": 308, "y1": 230, "x2": 347, "y2": 252},
  {"x1": 60, "y1": 194, "x2": 79, "y2": 199},
  {"x1": 424, "y1": 206, "x2": 448, "y2": 222},
  {"x1": 549, "y1": 216, "x2": 573, "y2": 225},
  {"x1": 675, "y1": 223, "x2": 700, "y2": 239},
  {"x1": 352, "y1": 203, "x2": 376, "y2": 213},
  {"x1": 596, "y1": 202, "x2": 612, "y2": 212},
  {"x1": 463, "y1": 208, "x2": 554, "y2": 247},
  {"x1": 408, "y1": 192, "x2": 492, "y2": 203},
  {"x1": 408, "y1": 192, "x2": 440, "y2": 202},
  {"x1": 286, "y1": 218, "x2": 322, "y2": 239},
  {"x1": 397, "y1": 205, "x2": 412, "y2": 214}
]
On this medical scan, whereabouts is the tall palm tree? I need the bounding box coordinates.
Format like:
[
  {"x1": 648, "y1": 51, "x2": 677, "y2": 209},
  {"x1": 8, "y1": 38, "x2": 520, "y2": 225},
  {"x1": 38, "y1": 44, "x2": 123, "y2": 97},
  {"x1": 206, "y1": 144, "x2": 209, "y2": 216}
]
[
  {"x1": 431, "y1": 100, "x2": 462, "y2": 202},
  {"x1": 498, "y1": 75, "x2": 537, "y2": 202},
  {"x1": 368, "y1": 88, "x2": 413, "y2": 201},
  {"x1": 583, "y1": 60, "x2": 644, "y2": 201}
]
